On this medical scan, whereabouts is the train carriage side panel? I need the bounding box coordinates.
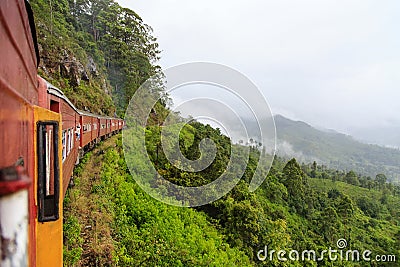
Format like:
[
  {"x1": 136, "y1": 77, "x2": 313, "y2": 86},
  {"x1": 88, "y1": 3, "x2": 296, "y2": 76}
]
[
  {"x1": 105, "y1": 118, "x2": 108, "y2": 136},
  {"x1": 75, "y1": 112, "x2": 80, "y2": 152},
  {"x1": 93, "y1": 116, "x2": 99, "y2": 141},
  {"x1": 44, "y1": 84, "x2": 79, "y2": 197},
  {"x1": 97, "y1": 117, "x2": 101, "y2": 139},
  {"x1": 33, "y1": 106, "x2": 63, "y2": 267},
  {"x1": 90, "y1": 116, "x2": 94, "y2": 143},
  {"x1": 0, "y1": 0, "x2": 38, "y2": 103},
  {"x1": 110, "y1": 118, "x2": 114, "y2": 133},
  {"x1": 99, "y1": 117, "x2": 106, "y2": 138},
  {"x1": 106, "y1": 118, "x2": 111, "y2": 136},
  {"x1": 79, "y1": 114, "x2": 83, "y2": 148},
  {"x1": 81, "y1": 114, "x2": 93, "y2": 148},
  {"x1": 98, "y1": 117, "x2": 101, "y2": 139},
  {"x1": 60, "y1": 98, "x2": 78, "y2": 197},
  {"x1": 112, "y1": 118, "x2": 117, "y2": 133},
  {"x1": 0, "y1": 1, "x2": 39, "y2": 265},
  {"x1": 115, "y1": 119, "x2": 119, "y2": 132}
]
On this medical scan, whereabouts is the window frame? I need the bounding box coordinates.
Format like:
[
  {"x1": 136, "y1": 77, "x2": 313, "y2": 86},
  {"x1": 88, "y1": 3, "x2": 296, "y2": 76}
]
[{"x1": 37, "y1": 121, "x2": 60, "y2": 222}]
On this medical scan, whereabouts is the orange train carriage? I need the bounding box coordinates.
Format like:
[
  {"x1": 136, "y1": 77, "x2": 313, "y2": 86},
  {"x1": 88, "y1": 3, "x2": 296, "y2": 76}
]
[{"x1": 0, "y1": 1, "x2": 124, "y2": 266}]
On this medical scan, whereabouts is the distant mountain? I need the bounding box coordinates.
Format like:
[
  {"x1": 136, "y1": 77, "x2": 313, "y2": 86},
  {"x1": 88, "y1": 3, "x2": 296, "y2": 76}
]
[
  {"x1": 273, "y1": 115, "x2": 400, "y2": 183},
  {"x1": 349, "y1": 126, "x2": 400, "y2": 149}
]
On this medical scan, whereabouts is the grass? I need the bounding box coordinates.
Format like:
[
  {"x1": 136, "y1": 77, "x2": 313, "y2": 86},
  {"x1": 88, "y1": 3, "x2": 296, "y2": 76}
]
[{"x1": 63, "y1": 137, "x2": 118, "y2": 266}]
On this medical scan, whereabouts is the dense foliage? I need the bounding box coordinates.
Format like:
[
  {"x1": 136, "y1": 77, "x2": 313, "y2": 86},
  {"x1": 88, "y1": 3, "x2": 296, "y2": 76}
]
[
  {"x1": 34, "y1": 1, "x2": 398, "y2": 266},
  {"x1": 65, "y1": 125, "x2": 399, "y2": 266},
  {"x1": 141, "y1": 121, "x2": 399, "y2": 266},
  {"x1": 31, "y1": 0, "x2": 160, "y2": 116},
  {"x1": 64, "y1": 136, "x2": 250, "y2": 266}
]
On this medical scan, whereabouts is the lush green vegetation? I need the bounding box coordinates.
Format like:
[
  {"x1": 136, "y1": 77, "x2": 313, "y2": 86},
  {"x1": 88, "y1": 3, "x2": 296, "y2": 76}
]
[
  {"x1": 64, "y1": 124, "x2": 400, "y2": 266},
  {"x1": 64, "y1": 136, "x2": 251, "y2": 266},
  {"x1": 123, "y1": 120, "x2": 400, "y2": 266},
  {"x1": 32, "y1": 1, "x2": 398, "y2": 266},
  {"x1": 31, "y1": 0, "x2": 160, "y2": 116}
]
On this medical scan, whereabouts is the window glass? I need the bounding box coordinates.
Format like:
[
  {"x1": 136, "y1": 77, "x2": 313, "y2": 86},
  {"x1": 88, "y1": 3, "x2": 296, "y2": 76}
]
[{"x1": 62, "y1": 130, "x2": 66, "y2": 161}]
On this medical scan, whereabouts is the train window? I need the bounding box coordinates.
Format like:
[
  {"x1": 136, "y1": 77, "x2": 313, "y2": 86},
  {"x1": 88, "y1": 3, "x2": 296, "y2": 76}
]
[
  {"x1": 76, "y1": 125, "x2": 81, "y2": 140},
  {"x1": 62, "y1": 130, "x2": 66, "y2": 161},
  {"x1": 70, "y1": 128, "x2": 73, "y2": 150},
  {"x1": 37, "y1": 121, "x2": 60, "y2": 222},
  {"x1": 82, "y1": 124, "x2": 90, "y2": 132},
  {"x1": 67, "y1": 129, "x2": 72, "y2": 155},
  {"x1": 66, "y1": 129, "x2": 69, "y2": 155},
  {"x1": 93, "y1": 123, "x2": 97, "y2": 130},
  {"x1": 50, "y1": 100, "x2": 60, "y2": 113}
]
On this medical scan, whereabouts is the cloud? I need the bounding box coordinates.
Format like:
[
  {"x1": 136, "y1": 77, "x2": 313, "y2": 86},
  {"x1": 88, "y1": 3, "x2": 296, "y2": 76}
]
[{"x1": 118, "y1": 0, "x2": 400, "y2": 146}]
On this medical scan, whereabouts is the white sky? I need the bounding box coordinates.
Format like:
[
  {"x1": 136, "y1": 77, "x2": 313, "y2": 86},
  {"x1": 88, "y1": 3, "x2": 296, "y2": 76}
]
[{"x1": 117, "y1": 0, "x2": 400, "y2": 146}]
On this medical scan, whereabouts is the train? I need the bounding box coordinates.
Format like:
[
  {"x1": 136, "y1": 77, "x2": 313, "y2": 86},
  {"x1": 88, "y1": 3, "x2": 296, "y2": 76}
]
[{"x1": 0, "y1": 1, "x2": 124, "y2": 266}]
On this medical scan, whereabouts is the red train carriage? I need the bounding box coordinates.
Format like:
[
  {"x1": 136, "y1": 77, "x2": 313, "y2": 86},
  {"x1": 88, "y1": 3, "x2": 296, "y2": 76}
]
[
  {"x1": 106, "y1": 118, "x2": 111, "y2": 137},
  {"x1": 43, "y1": 83, "x2": 80, "y2": 196},
  {"x1": 113, "y1": 118, "x2": 121, "y2": 133},
  {"x1": 0, "y1": 1, "x2": 124, "y2": 266},
  {"x1": 118, "y1": 119, "x2": 125, "y2": 130},
  {"x1": 118, "y1": 119, "x2": 123, "y2": 130},
  {"x1": 79, "y1": 110, "x2": 94, "y2": 148},
  {"x1": 78, "y1": 109, "x2": 103, "y2": 150},
  {"x1": 0, "y1": 0, "x2": 39, "y2": 265},
  {"x1": 98, "y1": 116, "x2": 108, "y2": 139},
  {"x1": 1, "y1": 1, "x2": 63, "y2": 265},
  {"x1": 111, "y1": 118, "x2": 117, "y2": 133}
]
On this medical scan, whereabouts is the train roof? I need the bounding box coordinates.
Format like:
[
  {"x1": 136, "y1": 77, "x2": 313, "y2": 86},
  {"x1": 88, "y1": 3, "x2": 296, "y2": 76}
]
[
  {"x1": 77, "y1": 109, "x2": 99, "y2": 118},
  {"x1": 77, "y1": 109, "x2": 119, "y2": 120},
  {"x1": 45, "y1": 80, "x2": 122, "y2": 121},
  {"x1": 46, "y1": 81, "x2": 78, "y2": 113}
]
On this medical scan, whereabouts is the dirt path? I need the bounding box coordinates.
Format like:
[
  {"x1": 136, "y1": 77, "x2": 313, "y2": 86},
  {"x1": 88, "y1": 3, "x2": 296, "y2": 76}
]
[{"x1": 64, "y1": 135, "x2": 119, "y2": 266}]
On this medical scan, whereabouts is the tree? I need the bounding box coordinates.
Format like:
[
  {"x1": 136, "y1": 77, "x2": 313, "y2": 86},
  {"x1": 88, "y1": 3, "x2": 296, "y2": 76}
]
[
  {"x1": 327, "y1": 188, "x2": 341, "y2": 199},
  {"x1": 375, "y1": 173, "x2": 387, "y2": 190},
  {"x1": 318, "y1": 206, "x2": 341, "y2": 243},
  {"x1": 335, "y1": 194, "x2": 354, "y2": 241},
  {"x1": 345, "y1": 170, "x2": 360, "y2": 186},
  {"x1": 357, "y1": 197, "x2": 380, "y2": 218},
  {"x1": 311, "y1": 161, "x2": 317, "y2": 178},
  {"x1": 282, "y1": 158, "x2": 306, "y2": 215}
]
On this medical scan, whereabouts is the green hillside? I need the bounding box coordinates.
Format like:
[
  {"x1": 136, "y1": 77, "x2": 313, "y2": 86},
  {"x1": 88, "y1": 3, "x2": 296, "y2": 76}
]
[
  {"x1": 64, "y1": 136, "x2": 250, "y2": 266},
  {"x1": 64, "y1": 125, "x2": 400, "y2": 266},
  {"x1": 31, "y1": 0, "x2": 160, "y2": 116},
  {"x1": 274, "y1": 115, "x2": 400, "y2": 183},
  {"x1": 30, "y1": 1, "x2": 399, "y2": 266}
]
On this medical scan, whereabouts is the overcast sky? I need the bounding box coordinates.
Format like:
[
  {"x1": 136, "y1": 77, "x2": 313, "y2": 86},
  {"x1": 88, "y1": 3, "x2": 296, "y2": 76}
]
[{"x1": 118, "y1": 0, "x2": 400, "y2": 147}]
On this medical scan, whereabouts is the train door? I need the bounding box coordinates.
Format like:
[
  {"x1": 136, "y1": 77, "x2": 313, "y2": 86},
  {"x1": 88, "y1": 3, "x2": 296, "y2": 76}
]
[{"x1": 34, "y1": 106, "x2": 63, "y2": 266}]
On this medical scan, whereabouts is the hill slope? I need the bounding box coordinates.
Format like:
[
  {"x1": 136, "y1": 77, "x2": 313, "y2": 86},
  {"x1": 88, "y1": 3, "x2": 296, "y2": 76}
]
[
  {"x1": 31, "y1": 0, "x2": 160, "y2": 116},
  {"x1": 274, "y1": 115, "x2": 400, "y2": 183},
  {"x1": 63, "y1": 135, "x2": 251, "y2": 266}
]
